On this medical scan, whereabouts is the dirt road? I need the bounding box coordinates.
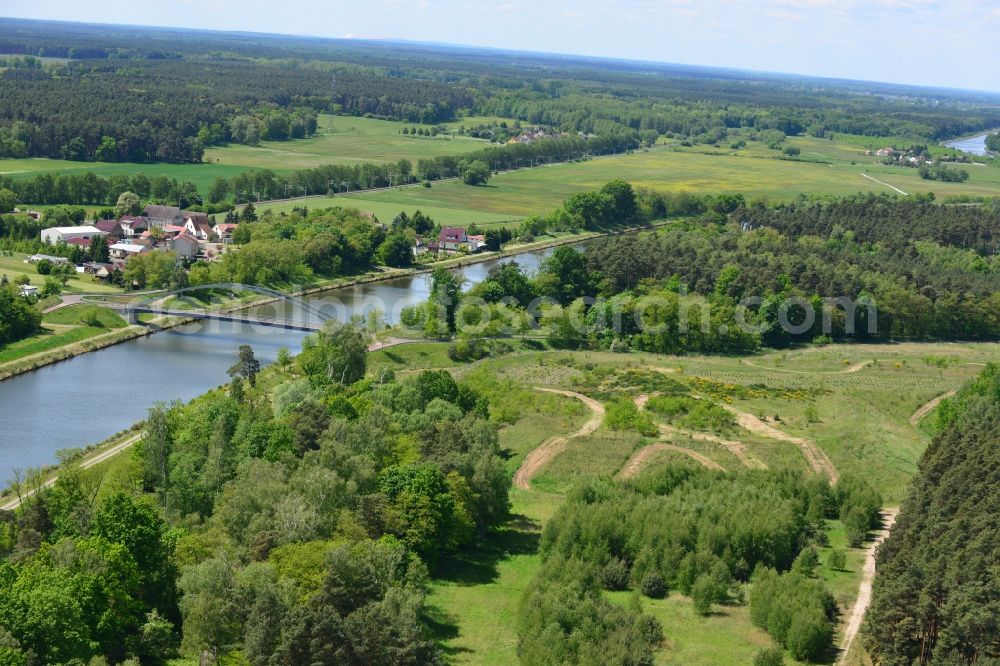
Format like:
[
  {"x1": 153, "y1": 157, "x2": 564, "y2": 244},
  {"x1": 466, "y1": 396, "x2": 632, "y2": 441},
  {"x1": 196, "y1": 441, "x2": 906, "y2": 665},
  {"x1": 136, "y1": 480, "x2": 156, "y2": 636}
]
[
  {"x1": 721, "y1": 404, "x2": 839, "y2": 484},
  {"x1": 837, "y1": 508, "x2": 900, "y2": 664},
  {"x1": 618, "y1": 442, "x2": 725, "y2": 478},
  {"x1": 633, "y1": 394, "x2": 767, "y2": 470},
  {"x1": 512, "y1": 388, "x2": 605, "y2": 491},
  {"x1": 908, "y1": 390, "x2": 956, "y2": 426}
]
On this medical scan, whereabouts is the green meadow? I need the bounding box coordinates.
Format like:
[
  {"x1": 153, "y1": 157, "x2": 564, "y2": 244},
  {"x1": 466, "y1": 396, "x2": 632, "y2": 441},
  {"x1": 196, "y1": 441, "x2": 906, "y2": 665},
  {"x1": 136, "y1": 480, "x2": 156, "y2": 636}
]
[
  {"x1": 203, "y1": 114, "x2": 492, "y2": 169},
  {"x1": 256, "y1": 135, "x2": 1000, "y2": 224}
]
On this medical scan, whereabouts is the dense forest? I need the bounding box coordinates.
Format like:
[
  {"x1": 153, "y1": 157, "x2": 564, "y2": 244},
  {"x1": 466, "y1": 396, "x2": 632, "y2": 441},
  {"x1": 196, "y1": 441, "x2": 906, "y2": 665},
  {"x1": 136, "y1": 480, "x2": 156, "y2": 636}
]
[
  {"x1": 1, "y1": 17, "x2": 999, "y2": 167},
  {"x1": 519, "y1": 467, "x2": 882, "y2": 664},
  {"x1": 864, "y1": 363, "x2": 1000, "y2": 665},
  {"x1": 403, "y1": 187, "x2": 1000, "y2": 349},
  {"x1": 0, "y1": 321, "x2": 517, "y2": 664}
]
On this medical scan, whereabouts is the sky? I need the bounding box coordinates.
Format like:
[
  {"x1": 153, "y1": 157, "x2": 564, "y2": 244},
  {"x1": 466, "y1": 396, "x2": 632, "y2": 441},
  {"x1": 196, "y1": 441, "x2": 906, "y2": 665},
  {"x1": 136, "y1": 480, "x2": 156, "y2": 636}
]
[{"x1": 4, "y1": 0, "x2": 1000, "y2": 92}]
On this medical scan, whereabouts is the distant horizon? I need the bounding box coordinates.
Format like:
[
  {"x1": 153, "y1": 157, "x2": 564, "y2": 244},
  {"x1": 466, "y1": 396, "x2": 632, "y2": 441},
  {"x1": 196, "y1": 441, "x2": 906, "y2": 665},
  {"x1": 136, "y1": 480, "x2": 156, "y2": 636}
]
[{"x1": 3, "y1": 0, "x2": 999, "y2": 93}]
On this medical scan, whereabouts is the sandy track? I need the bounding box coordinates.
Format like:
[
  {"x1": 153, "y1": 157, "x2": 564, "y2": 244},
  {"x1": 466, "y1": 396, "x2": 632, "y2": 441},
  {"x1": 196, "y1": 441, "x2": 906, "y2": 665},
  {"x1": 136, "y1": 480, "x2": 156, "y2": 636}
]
[
  {"x1": 742, "y1": 359, "x2": 871, "y2": 375},
  {"x1": 909, "y1": 390, "x2": 956, "y2": 426},
  {"x1": 658, "y1": 424, "x2": 768, "y2": 470},
  {"x1": 837, "y1": 508, "x2": 900, "y2": 665},
  {"x1": 512, "y1": 388, "x2": 605, "y2": 491},
  {"x1": 618, "y1": 443, "x2": 725, "y2": 478},
  {"x1": 721, "y1": 405, "x2": 839, "y2": 484},
  {"x1": 633, "y1": 394, "x2": 767, "y2": 470},
  {"x1": 1, "y1": 431, "x2": 144, "y2": 511}
]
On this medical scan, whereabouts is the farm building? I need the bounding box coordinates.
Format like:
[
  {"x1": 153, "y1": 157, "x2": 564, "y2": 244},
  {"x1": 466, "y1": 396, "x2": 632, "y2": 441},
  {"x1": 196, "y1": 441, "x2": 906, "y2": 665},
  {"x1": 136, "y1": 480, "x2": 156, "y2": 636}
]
[{"x1": 40, "y1": 225, "x2": 106, "y2": 245}]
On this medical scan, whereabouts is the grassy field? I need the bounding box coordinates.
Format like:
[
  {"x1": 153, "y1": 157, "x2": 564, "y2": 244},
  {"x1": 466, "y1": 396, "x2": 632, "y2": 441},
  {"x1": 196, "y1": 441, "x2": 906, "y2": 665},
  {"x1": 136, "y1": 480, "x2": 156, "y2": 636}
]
[
  {"x1": 0, "y1": 304, "x2": 126, "y2": 364},
  {"x1": 254, "y1": 135, "x2": 1000, "y2": 226},
  {"x1": 0, "y1": 253, "x2": 122, "y2": 294},
  {"x1": 7, "y1": 131, "x2": 999, "y2": 222},
  {"x1": 417, "y1": 339, "x2": 998, "y2": 665},
  {"x1": 204, "y1": 114, "x2": 492, "y2": 170}
]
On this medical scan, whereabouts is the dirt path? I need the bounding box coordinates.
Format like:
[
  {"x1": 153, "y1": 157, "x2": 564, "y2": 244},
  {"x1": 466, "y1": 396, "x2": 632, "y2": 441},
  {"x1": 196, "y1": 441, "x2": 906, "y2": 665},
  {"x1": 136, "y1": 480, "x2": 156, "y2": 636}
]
[
  {"x1": 657, "y1": 424, "x2": 769, "y2": 470},
  {"x1": 633, "y1": 394, "x2": 767, "y2": 470},
  {"x1": 858, "y1": 172, "x2": 909, "y2": 196},
  {"x1": 721, "y1": 405, "x2": 839, "y2": 484},
  {"x1": 909, "y1": 390, "x2": 956, "y2": 426},
  {"x1": 742, "y1": 359, "x2": 871, "y2": 375},
  {"x1": 512, "y1": 388, "x2": 605, "y2": 491},
  {"x1": 618, "y1": 443, "x2": 725, "y2": 478},
  {"x1": 837, "y1": 508, "x2": 900, "y2": 665},
  {"x1": 366, "y1": 337, "x2": 420, "y2": 352},
  {"x1": 0, "y1": 431, "x2": 144, "y2": 512}
]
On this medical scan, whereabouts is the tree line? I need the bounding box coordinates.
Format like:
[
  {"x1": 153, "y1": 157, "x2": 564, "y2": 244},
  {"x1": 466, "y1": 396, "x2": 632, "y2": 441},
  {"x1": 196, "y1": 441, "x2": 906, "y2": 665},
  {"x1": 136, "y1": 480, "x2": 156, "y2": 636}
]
[
  {"x1": 0, "y1": 320, "x2": 513, "y2": 664},
  {"x1": 864, "y1": 363, "x2": 1000, "y2": 665}
]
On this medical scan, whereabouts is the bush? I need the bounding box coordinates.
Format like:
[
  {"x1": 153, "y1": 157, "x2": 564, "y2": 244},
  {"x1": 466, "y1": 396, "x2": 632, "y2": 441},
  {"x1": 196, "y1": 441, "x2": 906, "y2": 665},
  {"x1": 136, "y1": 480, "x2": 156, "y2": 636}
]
[
  {"x1": 691, "y1": 574, "x2": 716, "y2": 615},
  {"x1": 35, "y1": 259, "x2": 52, "y2": 275},
  {"x1": 605, "y1": 398, "x2": 657, "y2": 436},
  {"x1": 791, "y1": 547, "x2": 819, "y2": 577},
  {"x1": 640, "y1": 572, "x2": 667, "y2": 599},
  {"x1": 827, "y1": 549, "x2": 846, "y2": 571},
  {"x1": 600, "y1": 556, "x2": 631, "y2": 591},
  {"x1": 753, "y1": 646, "x2": 785, "y2": 666}
]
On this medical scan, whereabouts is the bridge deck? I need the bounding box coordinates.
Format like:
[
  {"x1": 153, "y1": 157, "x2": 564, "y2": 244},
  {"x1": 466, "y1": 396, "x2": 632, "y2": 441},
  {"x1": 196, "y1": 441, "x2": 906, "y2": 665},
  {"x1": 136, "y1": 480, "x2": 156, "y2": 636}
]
[{"x1": 126, "y1": 307, "x2": 324, "y2": 332}]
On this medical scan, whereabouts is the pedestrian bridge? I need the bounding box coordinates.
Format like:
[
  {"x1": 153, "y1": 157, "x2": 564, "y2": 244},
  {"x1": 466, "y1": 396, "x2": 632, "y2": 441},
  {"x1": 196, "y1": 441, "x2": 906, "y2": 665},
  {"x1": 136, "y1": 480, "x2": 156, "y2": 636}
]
[{"x1": 93, "y1": 283, "x2": 332, "y2": 333}]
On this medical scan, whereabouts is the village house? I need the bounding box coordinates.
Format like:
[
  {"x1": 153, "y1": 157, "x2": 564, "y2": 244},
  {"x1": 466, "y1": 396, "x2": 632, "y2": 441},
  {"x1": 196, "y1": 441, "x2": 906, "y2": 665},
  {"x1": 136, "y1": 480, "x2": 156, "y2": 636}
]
[
  {"x1": 40, "y1": 225, "x2": 106, "y2": 245},
  {"x1": 64, "y1": 237, "x2": 92, "y2": 249},
  {"x1": 142, "y1": 204, "x2": 184, "y2": 228},
  {"x1": 168, "y1": 233, "x2": 201, "y2": 260},
  {"x1": 162, "y1": 224, "x2": 186, "y2": 238},
  {"x1": 213, "y1": 223, "x2": 238, "y2": 244},
  {"x1": 13, "y1": 209, "x2": 42, "y2": 220},
  {"x1": 109, "y1": 242, "x2": 151, "y2": 260},
  {"x1": 467, "y1": 234, "x2": 487, "y2": 252},
  {"x1": 438, "y1": 227, "x2": 468, "y2": 251},
  {"x1": 94, "y1": 219, "x2": 125, "y2": 242},
  {"x1": 118, "y1": 216, "x2": 149, "y2": 238},
  {"x1": 184, "y1": 216, "x2": 215, "y2": 241}
]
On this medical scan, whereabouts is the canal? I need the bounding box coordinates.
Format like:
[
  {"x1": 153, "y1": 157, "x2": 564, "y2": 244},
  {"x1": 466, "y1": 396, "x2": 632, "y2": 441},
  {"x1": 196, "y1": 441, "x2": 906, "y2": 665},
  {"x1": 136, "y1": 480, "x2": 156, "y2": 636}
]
[{"x1": 0, "y1": 246, "x2": 561, "y2": 482}]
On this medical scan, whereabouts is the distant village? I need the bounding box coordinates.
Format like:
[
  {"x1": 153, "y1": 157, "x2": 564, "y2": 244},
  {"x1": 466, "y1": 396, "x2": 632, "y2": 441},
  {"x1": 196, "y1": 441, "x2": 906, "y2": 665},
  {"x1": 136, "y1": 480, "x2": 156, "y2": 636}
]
[
  {"x1": 26, "y1": 204, "x2": 501, "y2": 293},
  {"x1": 27, "y1": 204, "x2": 237, "y2": 287},
  {"x1": 865, "y1": 145, "x2": 971, "y2": 166}
]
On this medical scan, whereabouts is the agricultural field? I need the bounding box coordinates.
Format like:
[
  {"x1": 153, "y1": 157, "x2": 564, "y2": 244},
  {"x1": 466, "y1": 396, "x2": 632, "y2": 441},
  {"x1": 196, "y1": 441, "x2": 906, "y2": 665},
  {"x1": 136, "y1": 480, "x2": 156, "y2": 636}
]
[
  {"x1": 0, "y1": 158, "x2": 254, "y2": 202},
  {"x1": 257, "y1": 134, "x2": 1000, "y2": 225},
  {"x1": 204, "y1": 114, "x2": 493, "y2": 169},
  {"x1": 411, "y1": 339, "x2": 999, "y2": 665}
]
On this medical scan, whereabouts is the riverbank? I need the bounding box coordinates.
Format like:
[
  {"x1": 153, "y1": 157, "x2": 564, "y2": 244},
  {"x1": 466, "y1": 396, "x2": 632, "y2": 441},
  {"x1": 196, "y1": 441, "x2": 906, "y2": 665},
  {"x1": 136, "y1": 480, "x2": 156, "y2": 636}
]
[{"x1": 0, "y1": 223, "x2": 659, "y2": 382}]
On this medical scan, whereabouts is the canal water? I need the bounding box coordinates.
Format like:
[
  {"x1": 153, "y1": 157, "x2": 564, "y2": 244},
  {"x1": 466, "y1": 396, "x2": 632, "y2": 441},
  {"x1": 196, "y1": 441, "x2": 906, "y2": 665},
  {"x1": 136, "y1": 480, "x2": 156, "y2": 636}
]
[
  {"x1": 943, "y1": 130, "x2": 996, "y2": 157},
  {"x1": 0, "y1": 246, "x2": 561, "y2": 482}
]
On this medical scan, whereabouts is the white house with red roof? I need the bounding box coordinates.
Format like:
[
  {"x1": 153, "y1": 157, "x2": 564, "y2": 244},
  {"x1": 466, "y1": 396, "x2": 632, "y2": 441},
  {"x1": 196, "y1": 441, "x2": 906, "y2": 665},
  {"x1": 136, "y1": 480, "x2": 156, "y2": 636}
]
[{"x1": 438, "y1": 227, "x2": 468, "y2": 251}]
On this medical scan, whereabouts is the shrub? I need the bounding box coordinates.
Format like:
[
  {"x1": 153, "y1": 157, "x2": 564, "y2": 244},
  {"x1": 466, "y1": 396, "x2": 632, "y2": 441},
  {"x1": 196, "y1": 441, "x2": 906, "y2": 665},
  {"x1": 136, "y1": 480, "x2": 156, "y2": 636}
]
[
  {"x1": 827, "y1": 549, "x2": 846, "y2": 571},
  {"x1": 600, "y1": 556, "x2": 631, "y2": 591},
  {"x1": 691, "y1": 574, "x2": 716, "y2": 615},
  {"x1": 791, "y1": 547, "x2": 819, "y2": 577},
  {"x1": 640, "y1": 572, "x2": 667, "y2": 599},
  {"x1": 753, "y1": 646, "x2": 785, "y2": 666},
  {"x1": 605, "y1": 398, "x2": 657, "y2": 436}
]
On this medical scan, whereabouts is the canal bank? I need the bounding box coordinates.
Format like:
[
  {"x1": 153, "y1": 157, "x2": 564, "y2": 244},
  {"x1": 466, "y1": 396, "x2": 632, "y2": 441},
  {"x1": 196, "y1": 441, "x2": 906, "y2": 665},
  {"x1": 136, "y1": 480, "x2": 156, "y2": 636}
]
[{"x1": 0, "y1": 224, "x2": 653, "y2": 481}]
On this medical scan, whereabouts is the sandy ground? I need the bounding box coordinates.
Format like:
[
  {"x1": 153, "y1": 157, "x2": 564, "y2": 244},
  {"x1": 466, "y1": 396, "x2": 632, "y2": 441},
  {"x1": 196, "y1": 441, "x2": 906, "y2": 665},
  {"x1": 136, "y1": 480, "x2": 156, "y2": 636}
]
[
  {"x1": 837, "y1": 508, "x2": 900, "y2": 665},
  {"x1": 721, "y1": 404, "x2": 839, "y2": 484},
  {"x1": 512, "y1": 388, "x2": 605, "y2": 491}
]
